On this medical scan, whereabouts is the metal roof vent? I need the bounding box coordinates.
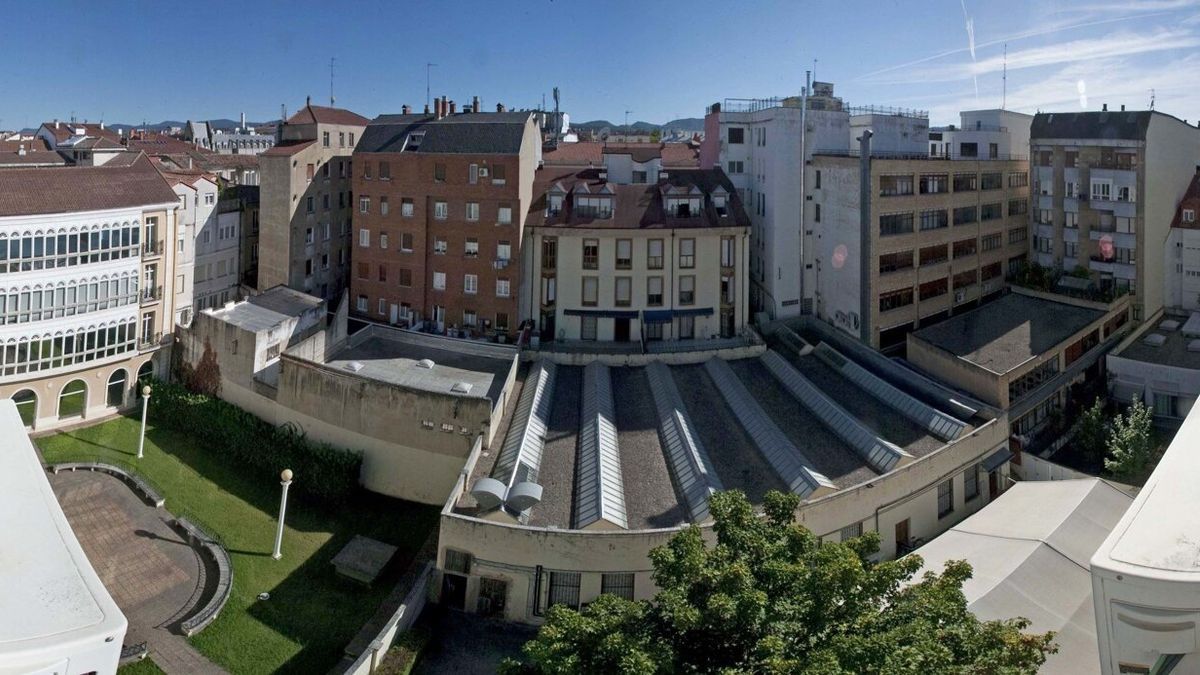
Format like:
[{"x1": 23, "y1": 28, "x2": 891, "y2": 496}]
[
  {"x1": 451, "y1": 381, "x2": 473, "y2": 394},
  {"x1": 1143, "y1": 334, "x2": 1167, "y2": 348},
  {"x1": 505, "y1": 481, "x2": 543, "y2": 512},
  {"x1": 470, "y1": 477, "x2": 507, "y2": 510},
  {"x1": 1189, "y1": 340, "x2": 1200, "y2": 353},
  {"x1": 416, "y1": 358, "x2": 435, "y2": 369},
  {"x1": 1159, "y1": 319, "x2": 1181, "y2": 332},
  {"x1": 344, "y1": 361, "x2": 364, "y2": 372}
]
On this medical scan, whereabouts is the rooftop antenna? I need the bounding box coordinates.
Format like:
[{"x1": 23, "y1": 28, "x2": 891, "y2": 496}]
[
  {"x1": 553, "y1": 87, "x2": 561, "y2": 143},
  {"x1": 813, "y1": 58, "x2": 818, "y2": 83},
  {"x1": 624, "y1": 110, "x2": 632, "y2": 134},
  {"x1": 329, "y1": 57, "x2": 336, "y2": 106},
  {"x1": 426, "y1": 63, "x2": 437, "y2": 109},
  {"x1": 1150, "y1": 88, "x2": 1156, "y2": 110},
  {"x1": 1002, "y1": 43, "x2": 1007, "y2": 109}
]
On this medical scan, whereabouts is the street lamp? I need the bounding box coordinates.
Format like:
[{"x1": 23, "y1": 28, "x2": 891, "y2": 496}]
[
  {"x1": 137, "y1": 385, "x2": 151, "y2": 459},
  {"x1": 272, "y1": 468, "x2": 294, "y2": 560}
]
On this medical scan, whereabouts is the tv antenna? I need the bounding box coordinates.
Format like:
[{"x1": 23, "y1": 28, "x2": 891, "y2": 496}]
[
  {"x1": 426, "y1": 63, "x2": 437, "y2": 109},
  {"x1": 624, "y1": 109, "x2": 632, "y2": 133},
  {"x1": 1002, "y1": 43, "x2": 1007, "y2": 109},
  {"x1": 329, "y1": 57, "x2": 336, "y2": 106},
  {"x1": 1150, "y1": 88, "x2": 1156, "y2": 109}
]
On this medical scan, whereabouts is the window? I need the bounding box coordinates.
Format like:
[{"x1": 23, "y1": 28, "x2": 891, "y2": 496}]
[
  {"x1": 953, "y1": 269, "x2": 978, "y2": 289},
  {"x1": 580, "y1": 315, "x2": 597, "y2": 340},
  {"x1": 306, "y1": 196, "x2": 314, "y2": 214},
  {"x1": 727, "y1": 160, "x2": 744, "y2": 174},
  {"x1": 1091, "y1": 180, "x2": 1112, "y2": 201},
  {"x1": 632, "y1": 170, "x2": 648, "y2": 184},
  {"x1": 1118, "y1": 186, "x2": 1133, "y2": 202},
  {"x1": 981, "y1": 172, "x2": 1002, "y2": 190},
  {"x1": 839, "y1": 521, "x2": 862, "y2": 542},
  {"x1": 919, "y1": 209, "x2": 948, "y2": 231},
  {"x1": 879, "y1": 212, "x2": 914, "y2": 236},
  {"x1": 577, "y1": 196, "x2": 613, "y2": 219},
  {"x1": 399, "y1": 268, "x2": 413, "y2": 287},
  {"x1": 359, "y1": 229, "x2": 370, "y2": 247},
  {"x1": 879, "y1": 288, "x2": 913, "y2": 312},
  {"x1": 879, "y1": 174, "x2": 914, "y2": 196},
  {"x1": 615, "y1": 277, "x2": 632, "y2": 306},
  {"x1": 582, "y1": 277, "x2": 598, "y2": 306},
  {"x1": 720, "y1": 236, "x2": 735, "y2": 267},
  {"x1": 1009, "y1": 227, "x2": 1028, "y2": 244},
  {"x1": 305, "y1": 227, "x2": 314, "y2": 244},
  {"x1": 495, "y1": 312, "x2": 509, "y2": 330},
  {"x1": 1185, "y1": 209, "x2": 1196, "y2": 223},
  {"x1": 491, "y1": 164, "x2": 506, "y2": 184},
  {"x1": 463, "y1": 310, "x2": 477, "y2": 327},
  {"x1": 495, "y1": 241, "x2": 511, "y2": 261},
  {"x1": 981, "y1": 203, "x2": 1003, "y2": 221},
  {"x1": 647, "y1": 239, "x2": 664, "y2": 269},
  {"x1": 953, "y1": 238, "x2": 977, "y2": 259},
  {"x1": 938, "y1": 479, "x2": 954, "y2": 518},
  {"x1": 496, "y1": 278, "x2": 510, "y2": 297},
  {"x1": 13, "y1": 390, "x2": 36, "y2": 427},
  {"x1": 306, "y1": 163, "x2": 314, "y2": 182},
  {"x1": 322, "y1": 131, "x2": 330, "y2": 147},
  {"x1": 679, "y1": 238, "x2": 695, "y2": 268},
  {"x1": 356, "y1": 295, "x2": 368, "y2": 312},
  {"x1": 919, "y1": 174, "x2": 948, "y2": 194},
  {"x1": 402, "y1": 198, "x2": 414, "y2": 217},
  {"x1": 377, "y1": 161, "x2": 390, "y2": 180},
  {"x1": 378, "y1": 265, "x2": 387, "y2": 283},
  {"x1": 434, "y1": 238, "x2": 447, "y2": 254},
  {"x1": 498, "y1": 205, "x2": 513, "y2": 224},
  {"x1": 363, "y1": 162, "x2": 373, "y2": 180},
  {"x1": 461, "y1": 239, "x2": 478, "y2": 258},
  {"x1": 613, "y1": 239, "x2": 633, "y2": 269},
  {"x1": 433, "y1": 272, "x2": 446, "y2": 290},
  {"x1": 359, "y1": 196, "x2": 370, "y2": 214},
  {"x1": 378, "y1": 298, "x2": 387, "y2": 315},
  {"x1": 878, "y1": 250, "x2": 913, "y2": 274},
  {"x1": 1008, "y1": 199, "x2": 1028, "y2": 217},
  {"x1": 679, "y1": 275, "x2": 695, "y2": 305},
  {"x1": 601, "y1": 573, "x2": 635, "y2": 601},
  {"x1": 357, "y1": 262, "x2": 369, "y2": 279},
  {"x1": 339, "y1": 132, "x2": 346, "y2": 148},
  {"x1": 647, "y1": 276, "x2": 663, "y2": 306},
  {"x1": 434, "y1": 163, "x2": 446, "y2": 182},
  {"x1": 959, "y1": 142, "x2": 978, "y2": 158},
  {"x1": 953, "y1": 206, "x2": 977, "y2": 226},
  {"x1": 466, "y1": 202, "x2": 480, "y2": 221},
  {"x1": 581, "y1": 239, "x2": 600, "y2": 269},
  {"x1": 380, "y1": 197, "x2": 389, "y2": 216},
  {"x1": 380, "y1": 232, "x2": 389, "y2": 249},
  {"x1": 434, "y1": 201, "x2": 448, "y2": 219},
  {"x1": 919, "y1": 277, "x2": 948, "y2": 300},
  {"x1": 401, "y1": 232, "x2": 414, "y2": 251},
  {"x1": 1009, "y1": 172, "x2": 1029, "y2": 188},
  {"x1": 814, "y1": 170, "x2": 821, "y2": 189},
  {"x1": 468, "y1": 163, "x2": 478, "y2": 184},
  {"x1": 953, "y1": 173, "x2": 978, "y2": 192},
  {"x1": 728, "y1": 127, "x2": 745, "y2": 144},
  {"x1": 982, "y1": 233, "x2": 1002, "y2": 252},
  {"x1": 920, "y1": 244, "x2": 948, "y2": 266}
]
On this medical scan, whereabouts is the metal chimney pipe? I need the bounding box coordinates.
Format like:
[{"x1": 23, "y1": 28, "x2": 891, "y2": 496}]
[
  {"x1": 472, "y1": 96, "x2": 480, "y2": 113},
  {"x1": 449, "y1": 100, "x2": 457, "y2": 115}
]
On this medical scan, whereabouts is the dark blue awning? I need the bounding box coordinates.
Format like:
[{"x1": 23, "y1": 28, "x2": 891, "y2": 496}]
[
  {"x1": 564, "y1": 309, "x2": 639, "y2": 319},
  {"x1": 982, "y1": 448, "x2": 1013, "y2": 472},
  {"x1": 674, "y1": 307, "x2": 714, "y2": 318},
  {"x1": 642, "y1": 309, "x2": 673, "y2": 323}
]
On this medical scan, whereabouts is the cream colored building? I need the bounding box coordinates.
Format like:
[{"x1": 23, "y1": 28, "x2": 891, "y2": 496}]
[
  {"x1": 0, "y1": 155, "x2": 180, "y2": 429},
  {"x1": 258, "y1": 100, "x2": 369, "y2": 304},
  {"x1": 812, "y1": 150, "x2": 1030, "y2": 351}
]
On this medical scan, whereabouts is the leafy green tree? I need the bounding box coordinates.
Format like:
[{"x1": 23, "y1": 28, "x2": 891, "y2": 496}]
[
  {"x1": 506, "y1": 491, "x2": 1055, "y2": 674},
  {"x1": 649, "y1": 128, "x2": 662, "y2": 143},
  {"x1": 1105, "y1": 398, "x2": 1155, "y2": 483},
  {"x1": 1075, "y1": 397, "x2": 1108, "y2": 463}
]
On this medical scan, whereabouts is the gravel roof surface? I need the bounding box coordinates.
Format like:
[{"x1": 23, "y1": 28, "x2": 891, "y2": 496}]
[
  {"x1": 777, "y1": 353, "x2": 945, "y2": 458},
  {"x1": 528, "y1": 366, "x2": 582, "y2": 528},
  {"x1": 612, "y1": 367, "x2": 688, "y2": 529},
  {"x1": 671, "y1": 364, "x2": 789, "y2": 504},
  {"x1": 728, "y1": 359, "x2": 879, "y2": 489}
]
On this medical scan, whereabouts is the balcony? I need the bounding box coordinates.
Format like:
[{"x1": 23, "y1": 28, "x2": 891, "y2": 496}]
[
  {"x1": 1035, "y1": 223, "x2": 1055, "y2": 239},
  {"x1": 1088, "y1": 256, "x2": 1136, "y2": 280},
  {"x1": 1088, "y1": 230, "x2": 1136, "y2": 249},
  {"x1": 142, "y1": 239, "x2": 165, "y2": 258},
  {"x1": 140, "y1": 285, "x2": 163, "y2": 304},
  {"x1": 139, "y1": 331, "x2": 164, "y2": 351}
]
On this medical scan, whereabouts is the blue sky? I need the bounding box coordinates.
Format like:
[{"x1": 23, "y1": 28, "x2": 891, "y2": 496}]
[{"x1": 3, "y1": 0, "x2": 1199, "y2": 130}]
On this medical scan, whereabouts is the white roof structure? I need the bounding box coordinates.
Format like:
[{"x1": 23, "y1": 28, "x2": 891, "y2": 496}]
[
  {"x1": 0, "y1": 400, "x2": 126, "y2": 674},
  {"x1": 912, "y1": 479, "x2": 1133, "y2": 675}
]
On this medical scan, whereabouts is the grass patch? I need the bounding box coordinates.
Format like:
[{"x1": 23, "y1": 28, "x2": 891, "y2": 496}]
[
  {"x1": 118, "y1": 658, "x2": 165, "y2": 675},
  {"x1": 375, "y1": 626, "x2": 432, "y2": 675},
  {"x1": 38, "y1": 415, "x2": 440, "y2": 675}
]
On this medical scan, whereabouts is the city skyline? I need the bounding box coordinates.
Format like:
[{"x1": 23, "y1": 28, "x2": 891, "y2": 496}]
[{"x1": 3, "y1": 0, "x2": 1200, "y2": 130}]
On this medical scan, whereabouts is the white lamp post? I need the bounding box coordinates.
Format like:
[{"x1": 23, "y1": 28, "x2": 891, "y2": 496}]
[
  {"x1": 272, "y1": 468, "x2": 294, "y2": 560},
  {"x1": 137, "y1": 385, "x2": 151, "y2": 459}
]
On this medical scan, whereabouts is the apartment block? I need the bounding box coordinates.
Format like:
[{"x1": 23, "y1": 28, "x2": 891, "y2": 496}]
[
  {"x1": 1030, "y1": 108, "x2": 1200, "y2": 321},
  {"x1": 0, "y1": 155, "x2": 180, "y2": 429},
  {"x1": 929, "y1": 109, "x2": 1032, "y2": 160},
  {"x1": 258, "y1": 100, "x2": 369, "y2": 303},
  {"x1": 1166, "y1": 171, "x2": 1200, "y2": 311},
  {"x1": 350, "y1": 98, "x2": 540, "y2": 337},
  {"x1": 812, "y1": 145, "x2": 1031, "y2": 350}
]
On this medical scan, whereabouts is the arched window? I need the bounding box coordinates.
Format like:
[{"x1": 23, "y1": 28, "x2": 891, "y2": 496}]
[
  {"x1": 137, "y1": 360, "x2": 154, "y2": 385},
  {"x1": 107, "y1": 369, "x2": 127, "y2": 408},
  {"x1": 12, "y1": 389, "x2": 36, "y2": 427},
  {"x1": 58, "y1": 379, "x2": 87, "y2": 419}
]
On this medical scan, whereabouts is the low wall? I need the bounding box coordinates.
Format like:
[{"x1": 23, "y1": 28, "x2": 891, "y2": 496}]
[
  {"x1": 337, "y1": 562, "x2": 434, "y2": 675},
  {"x1": 528, "y1": 342, "x2": 765, "y2": 367},
  {"x1": 1012, "y1": 452, "x2": 1095, "y2": 482}
]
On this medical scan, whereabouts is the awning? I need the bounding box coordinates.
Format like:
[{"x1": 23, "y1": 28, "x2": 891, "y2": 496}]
[
  {"x1": 674, "y1": 307, "x2": 714, "y2": 318},
  {"x1": 563, "y1": 309, "x2": 639, "y2": 319},
  {"x1": 642, "y1": 309, "x2": 673, "y2": 324},
  {"x1": 982, "y1": 448, "x2": 1013, "y2": 472}
]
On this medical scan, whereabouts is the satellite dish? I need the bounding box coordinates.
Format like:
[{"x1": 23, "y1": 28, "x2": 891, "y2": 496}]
[
  {"x1": 470, "y1": 477, "x2": 507, "y2": 510},
  {"x1": 506, "y1": 481, "x2": 543, "y2": 512}
]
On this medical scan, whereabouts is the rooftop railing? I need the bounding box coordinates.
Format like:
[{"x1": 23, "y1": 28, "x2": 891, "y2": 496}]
[{"x1": 815, "y1": 149, "x2": 1028, "y2": 161}]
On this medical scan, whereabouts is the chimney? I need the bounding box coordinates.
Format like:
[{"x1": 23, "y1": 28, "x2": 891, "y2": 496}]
[
  {"x1": 435, "y1": 97, "x2": 443, "y2": 119},
  {"x1": 441, "y1": 96, "x2": 448, "y2": 118},
  {"x1": 307, "y1": 95, "x2": 312, "y2": 107},
  {"x1": 496, "y1": 102, "x2": 505, "y2": 113},
  {"x1": 1121, "y1": 104, "x2": 1126, "y2": 111},
  {"x1": 99, "y1": 121, "x2": 105, "y2": 130},
  {"x1": 472, "y1": 96, "x2": 480, "y2": 113},
  {"x1": 449, "y1": 100, "x2": 457, "y2": 115},
  {"x1": 241, "y1": 111, "x2": 246, "y2": 131},
  {"x1": 17, "y1": 144, "x2": 25, "y2": 156},
  {"x1": 424, "y1": 103, "x2": 430, "y2": 115},
  {"x1": 1102, "y1": 103, "x2": 1108, "y2": 112},
  {"x1": 54, "y1": 119, "x2": 59, "y2": 129},
  {"x1": 402, "y1": 104, "x2": 411, "y2": 114}
]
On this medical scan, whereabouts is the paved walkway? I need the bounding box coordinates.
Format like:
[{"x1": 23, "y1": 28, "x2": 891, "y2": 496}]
[{"x1": 50, "y1": 470, "x2": 228, "y2": 674}]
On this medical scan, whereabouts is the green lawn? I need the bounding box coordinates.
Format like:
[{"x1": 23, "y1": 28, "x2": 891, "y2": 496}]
[
  {"x1": 118, "y1": 658, "x2": 165, "y2": 675},
  {"x1": 39, "y1": 415, "x2": 440, "y2": 674}
]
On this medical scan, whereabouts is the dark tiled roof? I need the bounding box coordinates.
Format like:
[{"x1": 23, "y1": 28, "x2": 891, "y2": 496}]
[
  {"x1": 285, "y1": 104, "x2": 370, "y2": 127},
  {"x1": 357, "y1": 112, "x2": 534, "y2": 154},
  {"x1": 911, "y1": 292, "x2": 1106, "y2": 374},
  {"x1": 542, "y1": 141, "x2": 699, "y2": 167},
  {"x1": 527, "y1": 167, "x2": 748, "y2": 231},
  {"x1": 1172, "y1": 171, "x2": 1200, "y2": 230},
  {"x1": 0, "y1": 138, "x2": 66, "y2": 166},
  {"x1": 0, "y1": 154, "x2": 179, "y2": 217},
  {"x1": 1031, "y1": 111, "x2": 1160, "y2": 141}
]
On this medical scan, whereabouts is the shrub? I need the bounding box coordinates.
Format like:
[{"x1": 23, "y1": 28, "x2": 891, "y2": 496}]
[{"x1": 146, "y1": 379, "x2": 362, "y2": 506}]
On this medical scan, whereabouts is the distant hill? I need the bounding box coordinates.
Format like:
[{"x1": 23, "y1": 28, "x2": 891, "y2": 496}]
[
  {"x1": 573, "y1": 117, "x2": 704, "y2": 134},
  {"x1": 17, "y1": 118, "x2": 279, "y2": 135}
]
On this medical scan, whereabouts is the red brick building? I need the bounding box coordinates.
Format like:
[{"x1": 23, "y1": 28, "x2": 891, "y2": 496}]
[{"x1": 351, "y1": 99, "x2": 540, "y2": 337}]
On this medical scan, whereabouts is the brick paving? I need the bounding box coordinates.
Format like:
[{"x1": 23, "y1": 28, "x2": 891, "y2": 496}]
[{"x1": 49, "y1": 470, "x2": 228, "y2": 674}]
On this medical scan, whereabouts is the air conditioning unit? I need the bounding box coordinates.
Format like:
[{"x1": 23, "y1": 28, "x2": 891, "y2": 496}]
[
  {"x1": 479, "y1": 167, "x2": 489, "y2": 177},
  {"x1": 955, "y1": 289, "x2": 966, "y2": 303}
]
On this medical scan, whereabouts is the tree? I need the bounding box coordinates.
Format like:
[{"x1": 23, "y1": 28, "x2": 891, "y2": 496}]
[
  {"x1": 1104, "y1": 398, "x2": 1155, "y2": 483},
  {"x1": 1074, "y1": 397, "x2": 1108, "y2": 464},
  {"x1": 505, "y1": 491, "x2": 1055, "y2": 674},
  {"x1": 649, "y1": 128, "x2": 662, "y2": 143}
]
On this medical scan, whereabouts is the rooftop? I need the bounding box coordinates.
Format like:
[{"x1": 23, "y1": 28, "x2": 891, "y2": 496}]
[
  {"x1": 1171, "y1": 171, "x2": 1200, "y2": 230},
  {"x1": 542, "y1": 141, "x2": 699, "y2": 167},
  {"x1": 208, "y1": 286, "x2": 325, "y2": 333},
  {"x1": 911, "y1": 293, "x2": 1106, "y2": 375},
  {"x1": 0, "y1": 154, "x2": 179, "y2": 217},
  {"x1": 356, "y1": 111, "x2": 534, "y2": 155},
  {"x1": 912, "y1": 478, "x2": 1133, "y2": 675},
  {"x1": 285, "y1": 103, "x2": 370, "y2": 127},
  {"x1": 1030, "y1": 109, "x2": 1195, "y2": 141},
  {"x1": 0, "y1": 400, "x2": 127, "y2": 653},
  {"x1": 1114, "y1": 313, "x2": 1200, "y2": 370},
  {"x1": 322, "y1": 325, "x2": 516, "y2": 406}
]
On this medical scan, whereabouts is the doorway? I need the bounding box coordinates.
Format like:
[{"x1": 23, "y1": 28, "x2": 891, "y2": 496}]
[
  {"x1": 989, "y1": 471, "x2": 1000, "y2": 500},
  {"x1": 614, "y1": 317, "x2": 631, "y2": 342},
  {"x1": 441, "y1": 573, "x2": 467, "y2": 610},
  {"x1": 895, "y1": 518, "x2": 910, "y2": 555}
]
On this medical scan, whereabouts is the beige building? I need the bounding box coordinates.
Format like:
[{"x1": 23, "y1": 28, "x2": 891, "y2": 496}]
[
  {"x1": 1030, "y1": 109, "x2": 1200, "y2": 322},
  {"x1": 812, "y1": 149, "x2": 1031, "y2": 351},
  {"x1": 525, "y1": 167, "x2": 750, "y2": 343},
  {"x1": 258, "y1": 100, "x2": 369, "y2": 304},
  {"x1": 908, "y1": 287, "x2": 1131, "y2": 452},
  {"x1": 0, "y1": 155, "x2": 180, "y2": 429}
]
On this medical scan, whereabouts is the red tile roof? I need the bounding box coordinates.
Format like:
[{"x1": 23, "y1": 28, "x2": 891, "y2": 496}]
[
  {"x1": 0, "y1": 154, "x2": 179, "y2": 217},
  {"x1": 262, "y1": 139, "x2": 316, "y2": 157},
  {"x1": 285, "y1": 104, "x2": 370, "y2": 127},
  {"x1": 1172, "y1": 171, "x2": 1200, "y2": 230},
  {"x1": 0, "y1": 138, "x2": 66, "y2": 166},
  {"x1": 40, "y1": 122, "x2": 123, "y2": 144}
]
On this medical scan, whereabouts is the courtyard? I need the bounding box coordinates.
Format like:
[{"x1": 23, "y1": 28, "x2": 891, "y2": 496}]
[{"x1": 37, "y1": 415, "x2": 440, "y2": 675}]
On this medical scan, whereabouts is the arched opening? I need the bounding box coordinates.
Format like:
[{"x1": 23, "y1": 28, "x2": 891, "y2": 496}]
[
  {"x1": 107, "y1": 369, "x2": 127, "y2": 408},
  {"x1": 12, "y1": 389, "x2": 36, "y2": 427},
  {"x1": 58, "y1": 379, "x2": 87, "y2": 420},
  {"x1": 137, "y1": 360, "x2": 155, "y2": 386}
]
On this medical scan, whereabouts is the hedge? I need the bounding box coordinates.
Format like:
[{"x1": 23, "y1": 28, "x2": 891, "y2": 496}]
[{"x1": 145, "y1": 379, "x2": 363, "y2": 506}]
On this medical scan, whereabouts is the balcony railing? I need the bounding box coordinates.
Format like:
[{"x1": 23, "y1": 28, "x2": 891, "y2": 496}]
[
  {"x1": 140, "y1": 285, "x2": 162, "y2": 303},
  {"x1": 815, "y1": 149, "x2": 1028, "y2": 161},
  {"x1": 139, "y1": 331, "x2": 163, "y2": 350},
  {"x1": 142, "y1": 239, "x2": 164, "y2": 257}
]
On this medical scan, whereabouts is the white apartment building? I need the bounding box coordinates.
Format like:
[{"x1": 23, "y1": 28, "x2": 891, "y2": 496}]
[
  {"x1": 929, "y1": 109, "x2": 1032, "y2": 160},
  {"x1": 0, "y1": 156, "x2": 180, "y2": 429},
  {"x1": 1166, "y1": 171, "x2": 1200, "y2": 311}
]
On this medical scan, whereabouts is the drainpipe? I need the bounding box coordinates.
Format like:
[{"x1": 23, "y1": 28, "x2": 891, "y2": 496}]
[
  {"x1": 799, "y1": 71, "x2": 809, "y2": 315},
  {"x1": 859, "y1": 129, "x2": 873, "y2": 344}
]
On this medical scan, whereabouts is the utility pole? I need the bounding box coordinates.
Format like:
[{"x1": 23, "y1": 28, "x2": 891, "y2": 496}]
[
  {"x1": 329, "y1": 57, "x2": 336, "y2": 106},
  {"x1": 426, "y1": 63, "x2": 437, "y2": 109},
  {"x1": 624, "y1": 110, "x2": 632, "y2": 134}
]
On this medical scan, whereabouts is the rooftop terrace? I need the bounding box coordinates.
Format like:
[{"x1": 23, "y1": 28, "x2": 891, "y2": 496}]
[{"x1": 1115, "y1": 313, "x2": 1200, "y2": 370}]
